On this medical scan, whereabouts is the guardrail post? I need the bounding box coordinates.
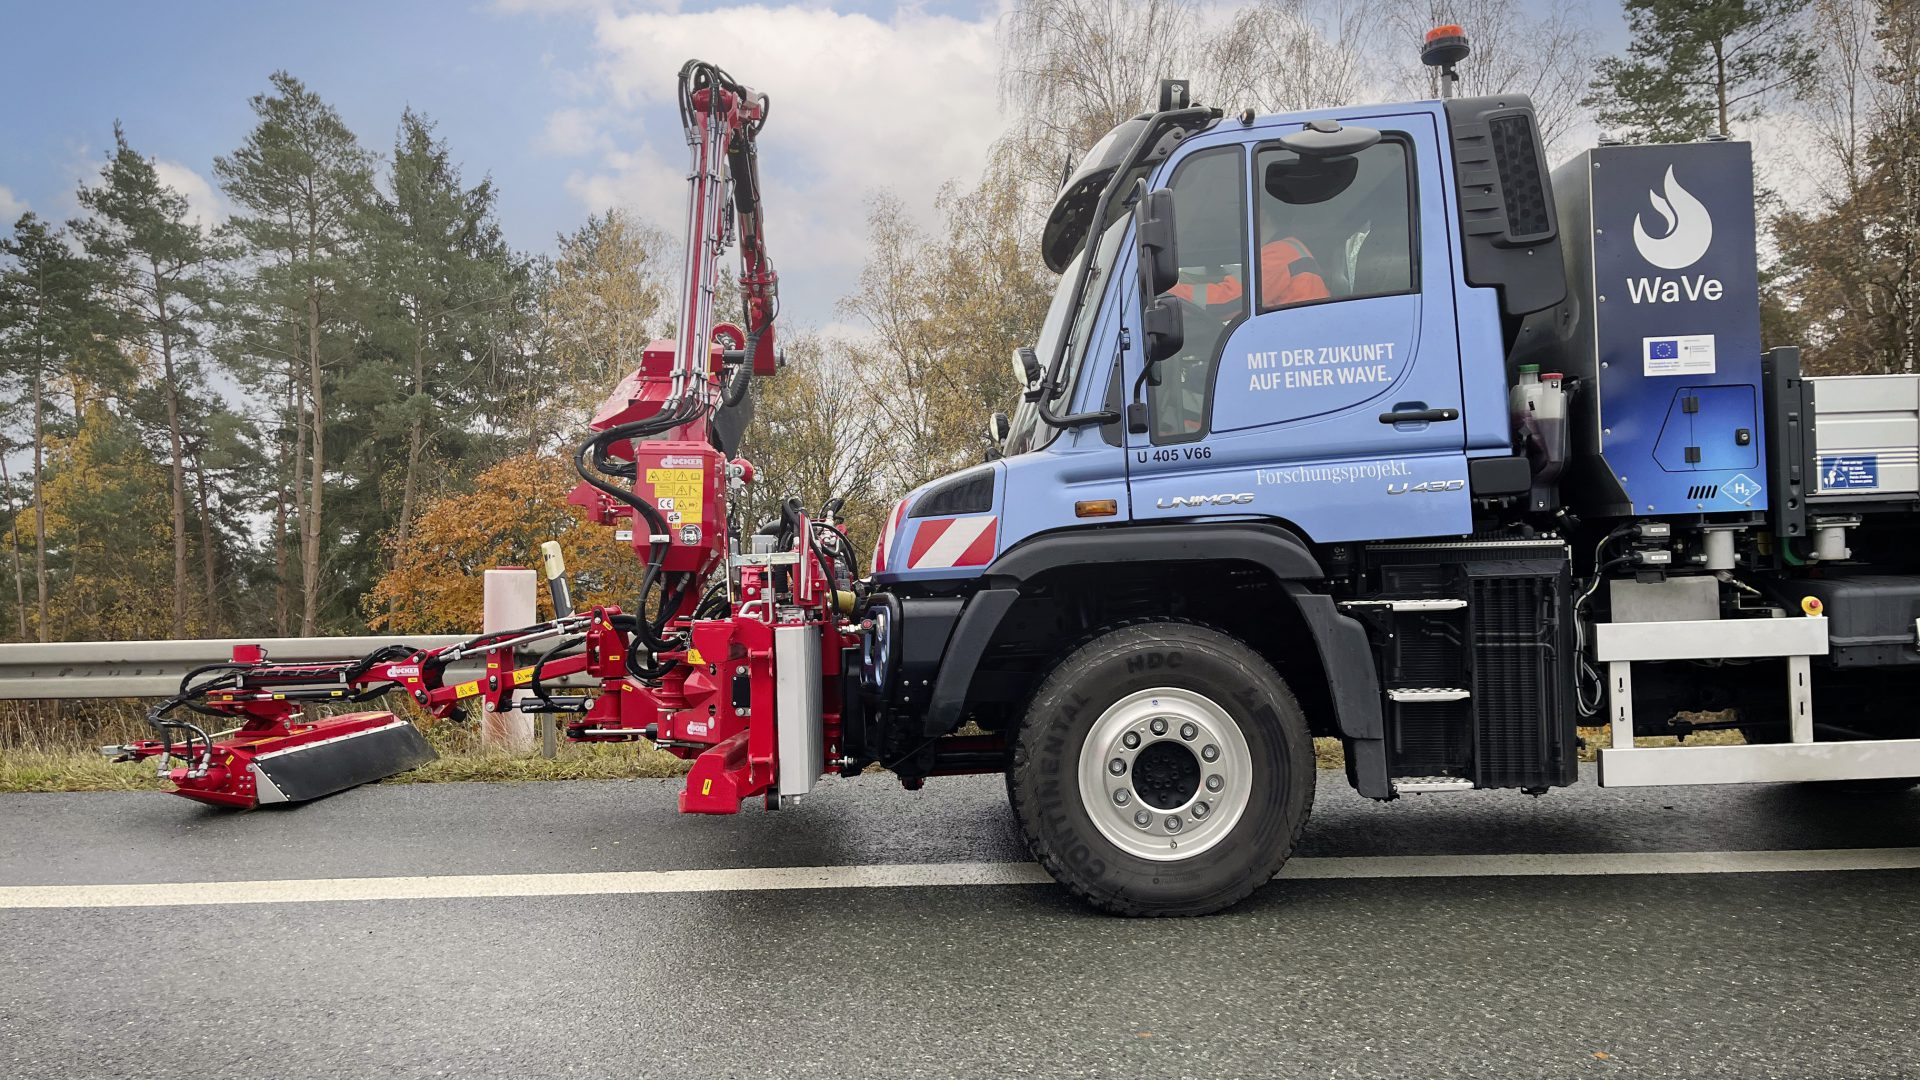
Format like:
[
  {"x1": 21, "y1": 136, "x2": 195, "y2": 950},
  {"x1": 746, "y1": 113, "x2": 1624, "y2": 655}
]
[{"x1": 482, "y1": 567, "x2": 537, "y2": 752}]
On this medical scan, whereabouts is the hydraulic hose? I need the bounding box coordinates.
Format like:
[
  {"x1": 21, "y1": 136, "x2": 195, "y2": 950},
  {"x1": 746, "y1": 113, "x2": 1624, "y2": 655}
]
[
  {"x1": 529, "y1": 633, "x2": 586, "y2": 709},
  {"x1": 721, "y1": 323, "x2": 762, "y2": 407}
]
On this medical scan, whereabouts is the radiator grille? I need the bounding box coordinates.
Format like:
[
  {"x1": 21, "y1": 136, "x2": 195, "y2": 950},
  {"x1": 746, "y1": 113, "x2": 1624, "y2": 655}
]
[
  {"x1": 1467, "y1": 571, "x2": 1567, "y2": 788},
  {"x1": 1489, "y1": 115, "x2": 1551, "y2": 240}
]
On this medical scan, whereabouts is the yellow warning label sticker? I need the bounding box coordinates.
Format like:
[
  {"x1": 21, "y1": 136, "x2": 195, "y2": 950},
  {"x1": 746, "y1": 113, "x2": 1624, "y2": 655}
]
[
  {"x1": 454, "y1": 680, "x2": 482, "y2": 699},
  {"x1": 686, "y1": 647, "x2": 706, "y2": 666},
  {"x1": 645, "y1": 467, "x2": 705, "y2": 527}
]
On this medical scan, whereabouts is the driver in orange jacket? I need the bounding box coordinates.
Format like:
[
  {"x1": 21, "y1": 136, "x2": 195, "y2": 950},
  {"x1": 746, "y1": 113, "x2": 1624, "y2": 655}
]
[{"x1": 1168, "y1": 236, "x2": 1330, "y2": 311}]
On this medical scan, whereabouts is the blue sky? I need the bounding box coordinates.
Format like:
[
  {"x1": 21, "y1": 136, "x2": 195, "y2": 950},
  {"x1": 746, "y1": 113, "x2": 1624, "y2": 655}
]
[
  {"x1": 1, "y1": 0, "x2": 1621, "y2": 330},
  {"x1": 3, "y1": 2, "x2": 605, "y2": 259}
]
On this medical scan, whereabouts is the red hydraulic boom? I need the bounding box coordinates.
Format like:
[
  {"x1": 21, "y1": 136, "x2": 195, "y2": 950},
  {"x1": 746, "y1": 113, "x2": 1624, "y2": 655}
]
[{"x1": 111, "y1": 59, "x2": 867, "y2": 812}]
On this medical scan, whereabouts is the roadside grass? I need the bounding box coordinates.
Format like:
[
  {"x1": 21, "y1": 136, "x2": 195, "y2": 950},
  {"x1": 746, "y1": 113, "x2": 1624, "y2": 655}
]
[
  {"x1": 0, "y1": 749, "x2": 156, "y2": 793},
  {"x1": 1307, "y1": 722, "x2": 1746, "y2": 773},
  {"x1": 3, "y1": 711, "x2": 1745, "y2": 795},
  {"x1": 0, "y1": 703, "x2": 692, "y2": 794},
  {"x1": 0, "y1": 734, "x2": 691, "y2": 794}
]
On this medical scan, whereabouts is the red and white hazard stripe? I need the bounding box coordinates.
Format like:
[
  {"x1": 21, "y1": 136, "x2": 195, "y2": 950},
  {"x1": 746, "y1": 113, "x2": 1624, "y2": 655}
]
[
  {"x1": 906, "y1": 514, "x2": 998, "y2": 570},
  {"x1": 873, "y1": 499, "x2": 908, "y2": 574}
]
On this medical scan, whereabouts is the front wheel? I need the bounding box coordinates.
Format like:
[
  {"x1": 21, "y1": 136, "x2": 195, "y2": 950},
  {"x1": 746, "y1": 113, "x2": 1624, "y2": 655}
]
[{"x1": 1007, "y1": 621, "x2": 1314, "y2": 916}]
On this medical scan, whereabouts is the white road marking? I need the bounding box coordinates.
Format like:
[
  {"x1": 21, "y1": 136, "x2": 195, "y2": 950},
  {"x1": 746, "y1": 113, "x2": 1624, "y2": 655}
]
[{"x1": 3, "y1": 848, "x2": 1918, "y2": 909}]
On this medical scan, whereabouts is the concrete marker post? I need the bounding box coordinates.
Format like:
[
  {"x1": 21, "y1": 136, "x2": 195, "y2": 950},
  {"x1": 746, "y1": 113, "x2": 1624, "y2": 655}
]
[{"x1": 481, "y1": 567, "x2": 538, "y2": 752}]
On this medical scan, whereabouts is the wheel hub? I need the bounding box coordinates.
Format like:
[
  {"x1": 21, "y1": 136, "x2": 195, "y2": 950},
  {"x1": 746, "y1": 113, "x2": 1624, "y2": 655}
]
[
  {"x1": 1132, "y1": 741, "x2": 1200, "y2": 809},
  {"x1": 1077, "y1": 686, "x2": 1254, "y2": 862}
]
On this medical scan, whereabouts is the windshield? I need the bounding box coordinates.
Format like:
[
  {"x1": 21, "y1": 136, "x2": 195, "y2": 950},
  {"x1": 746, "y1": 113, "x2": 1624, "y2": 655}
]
[{"x1": 1005, "y1": 214, "x2": 1130, "y2": 456}]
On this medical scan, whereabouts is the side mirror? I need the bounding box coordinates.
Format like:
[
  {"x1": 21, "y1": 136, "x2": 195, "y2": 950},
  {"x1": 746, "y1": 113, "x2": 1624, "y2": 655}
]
[
  {"x1": 986, "y1": 410, "x2": 1010, "y2": 445},
  {"x1": 1142, "y1": 296, "x2": 1184, "y2": 368},
  {"x1": 1011, "y1": 346, "x2": 1043, "y2": 395},
  {"x1": 1133, "y1": 183, "x2": 1178, "y2": 298},
  {"x1": 1128, "y1": 296, "x2": 1186, "y2": 436}
]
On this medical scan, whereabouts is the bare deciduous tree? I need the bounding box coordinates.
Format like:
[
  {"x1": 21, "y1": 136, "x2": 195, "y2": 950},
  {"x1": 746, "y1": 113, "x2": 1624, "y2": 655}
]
[
  {"x1": 1204, "y1": 0, "x2": 1375, "y2": 116},
  {"x1": 1381, "y1": 0, "x2": 1595, "y2": 152}
]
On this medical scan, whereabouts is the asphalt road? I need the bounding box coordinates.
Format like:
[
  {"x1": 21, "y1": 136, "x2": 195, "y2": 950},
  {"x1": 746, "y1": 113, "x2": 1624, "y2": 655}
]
[{"x1": 3, "y1": 767, "x2": 1918, "y2": 1079}]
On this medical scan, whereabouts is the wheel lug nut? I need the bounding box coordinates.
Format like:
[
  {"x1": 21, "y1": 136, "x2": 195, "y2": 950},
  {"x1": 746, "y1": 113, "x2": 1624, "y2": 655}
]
[
  {"x1": 1122, "y1": 732, "x2": 1140, "y2": 749},
  {"x1": 1192, "y1": 801, "x2": 1210, "y2": 819},
  {"x1": 1134, "y1": 809, "x2": 1152, "y2": 828},
  {"x1": 1201, "y1": 744, "x2": 1219, "y2": 762},
  {"x1": 1206, "y1": 774, "x2": 1223, "y2": 792},
  {"x1": 1180, "y1": 722, "x2": 1197, "y2": 741},
  {"x1": 1165, "y1": 815, "x2": 1183, "y2": 833},
  {"x1": 1150, "y1": 718, "x2": 1167, "y2": 736},
  {"x1": 1114, "y1": 789, "x2": 1131, "y2": 806},
  {"x1": 1108, "y1": 758, "x2": 1127, "y2": 776}
]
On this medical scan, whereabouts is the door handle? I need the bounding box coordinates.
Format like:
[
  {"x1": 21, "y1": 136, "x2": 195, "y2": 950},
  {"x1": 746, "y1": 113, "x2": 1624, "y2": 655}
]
[{"x1": 1379, "y1": 407, "x2": 1459, "y2": 424}]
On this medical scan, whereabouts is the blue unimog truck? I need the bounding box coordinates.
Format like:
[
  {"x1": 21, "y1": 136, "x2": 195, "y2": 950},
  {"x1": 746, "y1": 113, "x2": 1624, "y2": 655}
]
[
  {"x1": 122, "y1": 54, "x2": 1919, "y2": 919},
  {"x1": 852, "y1": 80, "x2": 1920, "y2": 915}
]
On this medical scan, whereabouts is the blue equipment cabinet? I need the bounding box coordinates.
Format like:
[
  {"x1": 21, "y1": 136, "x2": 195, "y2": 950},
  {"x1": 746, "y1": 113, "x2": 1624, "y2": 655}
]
[{"x1": 1549, "y1": 140, "x2": 1769, "y2": 517}]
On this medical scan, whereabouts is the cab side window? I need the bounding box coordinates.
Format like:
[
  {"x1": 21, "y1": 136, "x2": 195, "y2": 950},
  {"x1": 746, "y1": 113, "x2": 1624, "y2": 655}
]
[
  {"x1": 1149, "y1": 147, "x2": 1246, "y2": 443},
  {"x1": 1256, "y1": 139, "x2": 1415, "y2": 311}
]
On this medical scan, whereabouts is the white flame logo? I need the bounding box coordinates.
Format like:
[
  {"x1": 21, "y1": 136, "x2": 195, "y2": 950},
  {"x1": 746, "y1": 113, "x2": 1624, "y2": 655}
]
[{"x1": 1632, "y1": 166, "x2": 1713, "y2": 270}]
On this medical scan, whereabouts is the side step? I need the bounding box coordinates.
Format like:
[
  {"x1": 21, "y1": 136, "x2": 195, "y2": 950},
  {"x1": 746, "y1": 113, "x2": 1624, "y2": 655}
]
[
  {"x1": 1392, "y1": 776, "x2": 1476, "y2": 794},
  {"x1": 1341, "y1": 598, "x2": 1468, "y2": 612},
  {"x1": 1386, "y1": 687, "x2": 1471, "y2": 703}
]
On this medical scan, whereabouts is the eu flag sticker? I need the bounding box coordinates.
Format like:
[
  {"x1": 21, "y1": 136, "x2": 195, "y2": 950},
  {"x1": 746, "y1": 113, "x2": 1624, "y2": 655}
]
[{"x1": 1643, "y1": 334, "x2": 1716, "y2": 375}]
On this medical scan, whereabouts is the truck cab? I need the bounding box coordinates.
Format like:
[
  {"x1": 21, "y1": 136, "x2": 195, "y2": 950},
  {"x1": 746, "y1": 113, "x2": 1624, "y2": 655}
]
[{"x1": 849, "y1": 82, "x2": 1920, "y2": 915}]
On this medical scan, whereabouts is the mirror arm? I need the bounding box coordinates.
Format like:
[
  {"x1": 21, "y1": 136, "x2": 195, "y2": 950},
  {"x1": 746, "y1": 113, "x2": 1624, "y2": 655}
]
[{"x1": 1040, "y1": 401, "x2": 1122, "y2": 428}]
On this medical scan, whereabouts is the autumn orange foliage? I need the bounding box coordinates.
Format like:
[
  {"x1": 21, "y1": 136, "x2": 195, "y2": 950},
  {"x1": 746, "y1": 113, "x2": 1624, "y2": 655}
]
[{"x1": 366, "y1": 451, "x2": 649, "y2": 633}]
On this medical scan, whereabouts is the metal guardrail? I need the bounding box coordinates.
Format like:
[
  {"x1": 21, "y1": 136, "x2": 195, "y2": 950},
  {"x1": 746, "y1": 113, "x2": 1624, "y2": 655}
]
[{"x1": 0, "y1": 636, "x2": 469, "y2": 699}]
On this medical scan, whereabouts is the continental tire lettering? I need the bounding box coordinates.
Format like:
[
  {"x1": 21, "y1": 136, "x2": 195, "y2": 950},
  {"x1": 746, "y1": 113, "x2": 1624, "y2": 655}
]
[{"x1": 1064, "y1": 841, "x2": 1106, "y2": 876}]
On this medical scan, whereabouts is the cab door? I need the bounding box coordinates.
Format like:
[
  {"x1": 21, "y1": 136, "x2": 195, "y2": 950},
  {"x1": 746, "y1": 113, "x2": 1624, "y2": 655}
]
[{"x1": 1125, "y1": 113, "x2": 1473, "y2": 542}]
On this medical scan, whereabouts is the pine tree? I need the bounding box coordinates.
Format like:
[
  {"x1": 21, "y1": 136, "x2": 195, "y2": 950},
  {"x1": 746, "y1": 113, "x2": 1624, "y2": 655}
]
[
  {"x1": 362, "y1": 109, "x2": 520, "y2": 565},
  {"x1": 1585, "y1": 0, "x2": 1818, "y2": 142},
  {"x1": 214, "y1": 72, "x2": 376, "y2": 634},
  {"x1": 0, "y1": 214, "x2": 115, "y2": 640},
  {"x1": 76, "y1": 124, "x2": 220, "y2": 636}
]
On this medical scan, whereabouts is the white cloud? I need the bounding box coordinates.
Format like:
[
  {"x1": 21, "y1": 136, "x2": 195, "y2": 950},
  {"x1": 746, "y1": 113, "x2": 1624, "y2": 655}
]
[
  {"x1": 540, "y1": 107, "x2": 612, "y2": 157},
  {"x1": 551, "y1": 2, "x2": 1006, "y2": 323},
  {"x1": 0, "y1": 186, "x2": 27, "y2": 222},
  {"x1": 151, "y1": 160, "x2": 228, "y2": 233}
]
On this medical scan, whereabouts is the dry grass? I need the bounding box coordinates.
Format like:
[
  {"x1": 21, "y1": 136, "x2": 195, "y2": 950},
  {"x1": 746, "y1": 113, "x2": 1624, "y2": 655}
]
[
  {"x1": 1577, "y1": 722, "x2": 1746, "y2": 758},
  {"x1": 0, "y1": 736, "x2": 690, "y2": 795},
  {"x1": 0, "y1": 749, "x2": 157, "y2": 793},
  {"x1": 3, "y1": 702, "x2": 1748, "y2": 794},
  {"x1": 0, "y1": 695, "x2": 693, "y2": 795},
  {"x1": 395, "y1": 743, "x2": 688, "y2": 784},
  {"x1": 1308, "y1": 722, "x2": 1746, "y2": 774}
]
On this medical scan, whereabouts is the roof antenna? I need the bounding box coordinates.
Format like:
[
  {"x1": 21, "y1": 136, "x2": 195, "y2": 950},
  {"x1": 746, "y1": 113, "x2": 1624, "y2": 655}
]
[{"x1": 1421, "y1": 25, "x2": 1471, "y2": 100}]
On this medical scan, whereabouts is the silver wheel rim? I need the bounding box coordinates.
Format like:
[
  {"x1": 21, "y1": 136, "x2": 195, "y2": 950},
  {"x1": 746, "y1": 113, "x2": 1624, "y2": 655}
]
[{"x1": 1077, "y1": 686, "x2": 1254, "y2": 862}]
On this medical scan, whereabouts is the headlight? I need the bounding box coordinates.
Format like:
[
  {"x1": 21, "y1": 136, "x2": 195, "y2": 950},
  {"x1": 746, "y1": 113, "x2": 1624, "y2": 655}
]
[{"x1": 860, "y1": 594, "x2": 898, "y2": 697}]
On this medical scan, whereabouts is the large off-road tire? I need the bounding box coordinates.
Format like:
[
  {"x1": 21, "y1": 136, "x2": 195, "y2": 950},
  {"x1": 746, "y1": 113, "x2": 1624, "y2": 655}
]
[{"x1": 1007, "y1": 621, "x2": 1315, "y2": 916}]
